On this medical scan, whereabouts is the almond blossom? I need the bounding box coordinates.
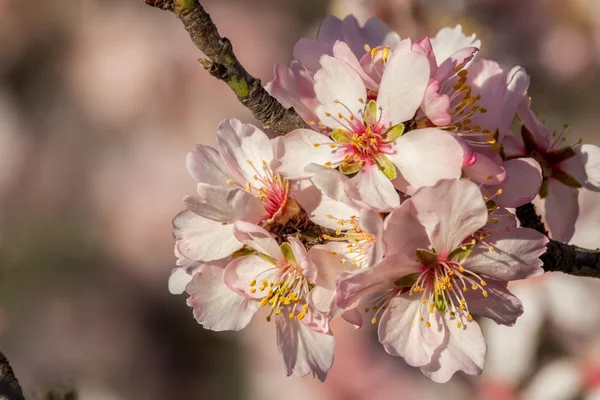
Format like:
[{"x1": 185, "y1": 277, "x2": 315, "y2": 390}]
[
  {"x1": 502, "y1": 96, "x2": 600, "y2": 241},
  {"x1": 336, "y1": 179, "x2": 548, "y2": 382},
  {"x1": 224, "y1": 221, "x2": 335, "y2": 380},
  {"x1": 173, "y1": 118, "x2": 295, "y2": 262},
  {"x1": 275, "y1": 39, "x2": 465, "y2": 211}
]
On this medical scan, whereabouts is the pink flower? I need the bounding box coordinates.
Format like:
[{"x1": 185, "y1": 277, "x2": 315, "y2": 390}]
[
  {"x1": 224, "y1": 221, "x2": 335, "y2": 380},
  {"x1": 275, "y1": 39, "x2": 465, "y2": 211},
  {"x1": 173, "y1": 118, "x2": 294, "y2": 262},
  {"x1": 502, "y1": 96, "x2": 600, "y2": 241},
  {"x1": 336, "y1": 179, "x2": 548, "y2": 382}
]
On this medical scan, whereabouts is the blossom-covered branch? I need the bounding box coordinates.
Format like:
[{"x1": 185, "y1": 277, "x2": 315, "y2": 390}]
[
  {"x1": 0, "y1": 351, "x2": 24, "y2": 400},
  {"x1": 143, "y1": 0, "x2": 310, "y2": 133},
  {"x1": 517, "y1": 202, "x2": 600, "y2": 278}
]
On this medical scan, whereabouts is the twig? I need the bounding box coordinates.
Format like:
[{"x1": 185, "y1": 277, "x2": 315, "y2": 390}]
[
  {"x1": 517, "y1": 202, "x2": 600, "y2": 278},
  {"x1": 143, "y1": 0, "x2": 310, "y2": 134},
  {"x1": 0, "y1": 351, "x2": 25, "y2": 400}
]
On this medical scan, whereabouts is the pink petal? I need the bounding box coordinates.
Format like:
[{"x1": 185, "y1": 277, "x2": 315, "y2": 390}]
[
  {"x1": 341, "y1": 308, "x2": 363, "y2": 328},
  {"x1": 186, "y1": 263, "x2": 259, "y2": 331},
  {"x1": 462, "y1": 228, "x2": 548, "y2": 281},
  {"x1": 408, "y1": 179, "x2": 488, "y2": 256},
  {"x1": 309, "y1": 242, "x2": 358, "y2": 290},
  {"x1": 517, "y1": 96, "x2": 552, "y2": 152},
  {"x1": 377, "y1": 39, "x2": 430, "y2": 126},
  {"x1": 184, "y1": 185, "x2": 267, "y2": 224},
  {"x1": 295, "y1": 180, "x2": 359, "y2": 231},
  {"x1": 232, "y1": 221, "x2": 283, "y2": 260},
  {"x1": 273, "y1": 129, "x2": 340, "y2": 179},
  {"x1": 464, "y1": 280, "x2": 523, "y2": 326},
  {"x1": 173, "y1": 210, "x2": 242, "y2": 261},
  {"x1": 412, "y1": 36, "x2": 438, "y2": 76},
  {"x1": 336, "y1": 254, "x2": 422, "y2": 309},
  {"x1": 433, "y1": 46, "x2": 478, "y2": 82},
  {"x1": 287, "y1": 236, "x2": 317, "y2": 283},
  {"x1": 332, "y1": 41, "x2": 378, "y2": 89},
  {"x1": 490, "y1": 158, "x2": 542, "y2": 208},
  {"x1": 387, "y1": 128, "x2": 464, "y2": 191},
  {"x1": 342, "y1": 16, "x2": 401, "y2": 58},
  {"x1": 502, "y1": 129, "x2": 527, "y2": 158},
  {"x1": 275, "y1": 316, "x2": 334, "y2": 382},
  {"x1": 421, "y1": 80, "x2": 451, "y2": 126},
  {"x1": 169, "y1": 268, "x2": 194, "y2": 295},
  {"x1": 186, "y1": 145, "x2": 230, "y2": 186},
  {"x1": 558, "y1": 146, "x2": 586, "y2": 186},
  {"x1": 224, "y1": 254, "x2": 275, "y2": 299},
  {"x1": 265, "y1": 61, "x2": 320, "y2": 125},
  {"x1": 294, "y1": 38, "x2": 332, "y2": 74},
  {"x1": 543, "y1": 178, "x2": 579, "y2": 242},
  {"x1": 217, "y1": 118, "x2": 274, "y2": 185},
  {"x1": 421, "y1": 317, "x2": 486, "y2": 383},
  {"x1": 383, "y1": 200, "x2": 431, "y2": 258},
  {"x1": 463, "y1": 152, "x2": 507, "y2": 185},
  {"x1": 378, "y1": 294, "x2": 445, "y2": 367},
  {"x1": 347, "y1": 163, "x2": 400, "y2": 212},
  {"x1": 498, "y1": 67, "x2": 530, "y2": 141}
]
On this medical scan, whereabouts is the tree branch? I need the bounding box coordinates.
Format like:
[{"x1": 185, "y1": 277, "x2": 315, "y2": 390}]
[
  {"x1": 143, "y1": 0, "x2": 310, "y2": 134},
  {"x1": 0, "y1": 351, "x2": 25, "y2": 400},
  {"x1": 516, "y1": 202, "x2": 600, "y2": 278}
]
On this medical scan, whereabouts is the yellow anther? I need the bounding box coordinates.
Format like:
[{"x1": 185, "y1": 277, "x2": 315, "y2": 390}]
[
  {"x1": 339, "y1": 258, "x2": 346, "y2": 264},
  {"x1": 480, "y1": 280, "x2": 487, "y2": 286},
  {"x1": 496, "y1": 189, "x2": 503, "y2": 195},
  {"x1": 246, "y1": 182, "x2": 252, "y2": 192},
  {"x1": 289, "y1": 312, "x2": 295, "y2": 319},
  {"x1": 459, "y1": 266, "x2": 465, "y2": 273},
  {"x1": 260, "y1": 298, "x2": 268, "y2": 307},
  {"x1": 364, "y1": 307, "x2": 370, "y2": 313},
  {"x1": 250, "y1": 288, "x2": 256, "y2": 294},
  {"x1": 226, "y1": 179, "x2": 234, "y2": 184},
  {"x1": 313, "y1": 143, "x2": 321, "y2": 148},
  {"x1": 250, "y1": 280, "x2": 256, "y2": 287},
  {"x1": 467, "y1": 314, "x2": 473, "y2": 321},
  {"x1": 297, "y1": 313, "x2": 305, "y2": 320},
  {"x1": 333, "y1": 99, "x2": 340, "y2": 104},
  {"x1": 488, "y1": 246, "x2": 495, "y2": 252},
  {"x1": 364, "y1": 44, "x2": 371, "y2": 52},
  {"x1": 275, "y1": 310, "x2": 281, "y2": 316},
  {"x1": 482, "y1": 290, "x2": 488, "y2": 298},
  {"x1": 425, "y1": 322, "x2": 431, "y2": 328},
  {"x1": 457, "y1": 322, "x2": 462, "y2": 328},
  {"x1": 325, "y1": 161, "x2": 332, "y2": 167},
  {"x1": 370, "y1": 48, "x2": 379, "y2": 57},
  {"x1": 325, "y1": 112, "x2": 332, "y2": 117},
  {"x1": 471, "y1": 284, "x2": 478, "y2": 290},
  {"x1": 303, "y1": 304, "x2": 309, "y2": 314},
  {"x1": 371, "y1": 317, "x2": 377, "y2": 324}
]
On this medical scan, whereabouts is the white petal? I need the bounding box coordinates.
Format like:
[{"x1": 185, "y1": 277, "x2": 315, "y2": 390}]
[
  {"x1": 347, "y1": 163, "x2": 400, "y2": 212},
  {"x1": 186, "y1": 263, "x2": 259, "y2": 331},
  {"x1": 543, "y1": 178, "x2": 579, "y2": 242},
  {"x1": 173, "y1": 210, "x2": 242, "y2": 261},
  {"x1": 377, "y1": 39, "x2": 430, "y2": 126},
  {"x1": 431, "y1": 25, "x2": 481, "y2": 66},
  {"x1": 232, "y1": 221, "x2": 283, "y2": 260},
  {"x1": 186, "y1": 145, "x2": 230, "y2": 186},
  {"x1": 275, "y1": 315, "x2": 334, "y2": 382},
  {"x1": 169, "y1": 268, "x2": 194, "y2": 295},
  {"x1": 217, "y1": 118, "x2": 274, "y2": 185},
  {"x1": 184, "y1": 185, "x2": 267, "y2": 224}
]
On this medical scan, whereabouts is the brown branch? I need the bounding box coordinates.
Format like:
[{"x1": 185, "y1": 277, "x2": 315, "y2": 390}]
[
  {"x1": 0, "y1": 351, "x2": 25, "y2": 400},
  {"x1": 516, "y1": 202, "x2": 600, "y2": 278},
  {"x1": 143, "y1": 0, "x2": 310, "y2": 134}
]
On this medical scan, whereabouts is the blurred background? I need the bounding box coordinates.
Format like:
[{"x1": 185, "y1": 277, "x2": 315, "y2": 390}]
[{"x1": 0, "y1": 0, "x2": 600, "y2": 398}]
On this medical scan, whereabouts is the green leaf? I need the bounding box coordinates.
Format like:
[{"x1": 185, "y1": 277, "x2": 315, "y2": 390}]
[
  {"x1": 416, "y1": 248, "x2": 438, "y2": 265},
  {"x1": 363, "y1": 100, "x2": 378, "y2": 126},
  {"x1": 552, "y1": 168, "x2": 582, "y2": 189},
  {"x1": 394, "y1": 273, "x2": 421, "y2": 287},
  {"x1": 331, "y1": 128, "x2": 352, "y2": 144},
  {"x1": 373, "y1": 153, "x2": 397, "y2": 180},
  {"x1": 339, "y1": 161, "x2": 364, "y2": 175},
  {"x1": 280, "y1": 242, "x2": 297, "y2": 265},
  {"x1": 448, "y1": 243, "x2": 474, "y2": 263},
  {"x1": 382, "y1": 123, "x2": 405, "y2": 143},
  {"x1": 231, "y1": 246, "x2": 256, "y2": 259},
  {"x1": 545, "y1": 146, "x2": 576, "y2": 165}
]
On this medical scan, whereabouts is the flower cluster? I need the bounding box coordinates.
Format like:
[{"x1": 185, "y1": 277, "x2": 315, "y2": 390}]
[{"x1": 170, "y1": 16, "x2": 600, "y2": 382}]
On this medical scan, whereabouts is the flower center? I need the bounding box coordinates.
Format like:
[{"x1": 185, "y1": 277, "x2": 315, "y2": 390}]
[
  {"x1": 250, "y1": 262, "x2": 311, "y2": 322},
  {"x1": 408, "y1": 256, "x2": 488, "y2": 329},
  {"x1": 322, "y1": 214, "x2": 376, "y2": 268}
]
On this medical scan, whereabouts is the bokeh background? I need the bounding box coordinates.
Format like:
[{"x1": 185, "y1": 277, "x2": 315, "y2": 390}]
[{"x1": 1, "y1": 0, "x2": 600, "y2": 399}]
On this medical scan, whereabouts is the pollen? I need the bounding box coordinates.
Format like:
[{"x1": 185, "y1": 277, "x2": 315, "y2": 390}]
[{"x1": 313, "y1": 143, "x2": 321, "y2": 148}]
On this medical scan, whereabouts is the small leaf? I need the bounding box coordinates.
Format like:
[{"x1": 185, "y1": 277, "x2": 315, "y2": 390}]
[
  {"x1": 448, "y1": 243, "x2": 474, "y2": 263},
  {"x1": 280, "y1": 242, "x2": 297, "y2": 265},
  {"x1": 231, "y1": 246, "x2": 256, "y2": 258},
  {"x1": 382, "y1": 123, "x2": 405, "y2": 143},
  {"x1": 331, "y1": 128, "x2": 352, "y2": 144},
  {"x1": 373, "y1": 153, "x2": 397, "y2": 180},
  {"x1": 416, "y1": 248, "x2": 438, "y2": 265},
  {"x1": 394, "y1": 273, "x2": 421, "y2": 287},
  {"x1": 363, "y1": 100, "x2": 378, "y2": 126},
  {"x1": 545, "y1": 146, "x2": 576, "y2": 165},
  {"x1": 339, "y1": 160, "x2": 364, "y2": 175},
  {"x1": 552, "y1": 168, "x2": 582, "y2": 189}
]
